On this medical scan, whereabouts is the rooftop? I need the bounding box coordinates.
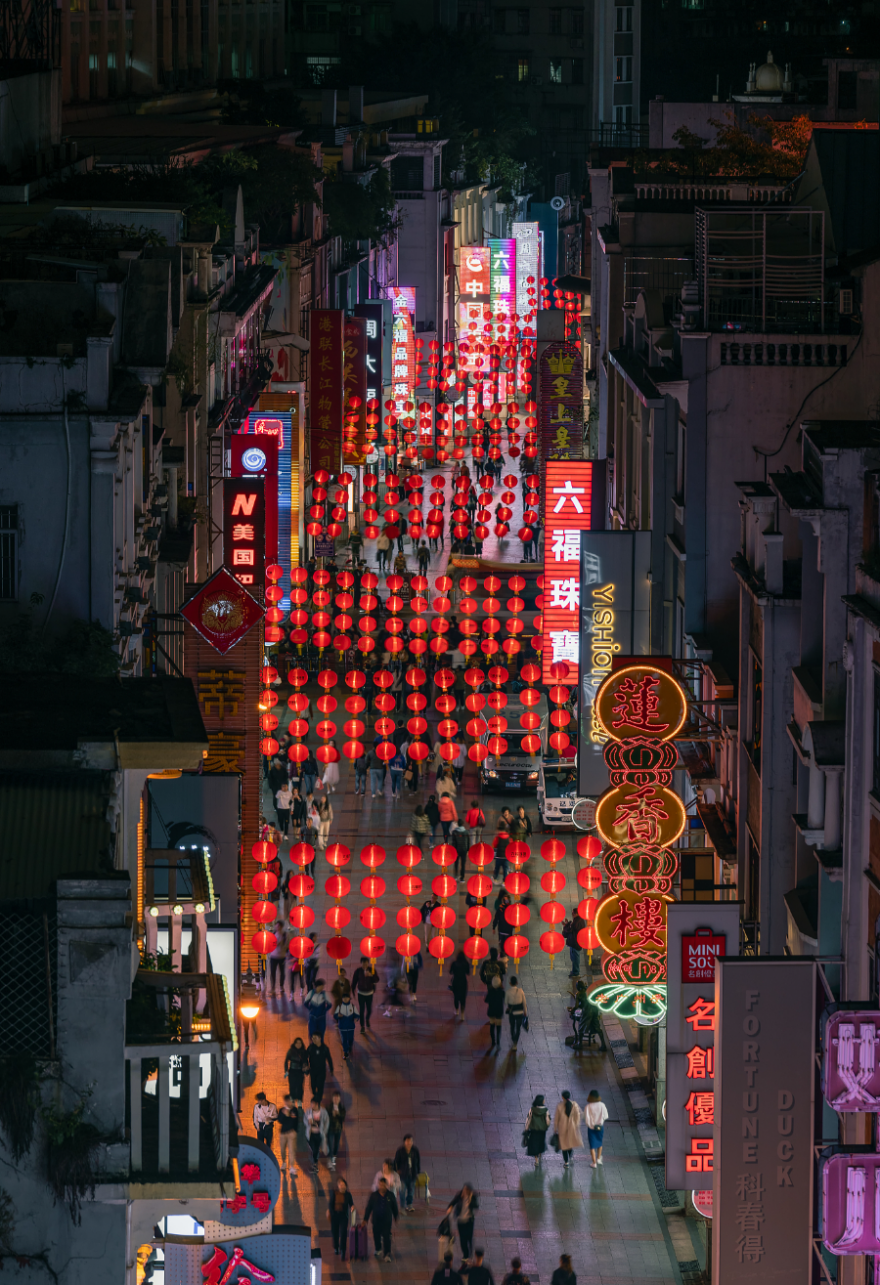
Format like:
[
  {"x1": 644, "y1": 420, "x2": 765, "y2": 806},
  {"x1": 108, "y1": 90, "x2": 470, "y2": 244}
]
[
  {"x1": 0, "y1": 676, "x2": 207, "y2": 770},
  {"x1": 802, "y1": 420, "x2": 880, "y2": 452},
  {"x1": 0, "y1": 770, "x2": 116, "y2": 900}
]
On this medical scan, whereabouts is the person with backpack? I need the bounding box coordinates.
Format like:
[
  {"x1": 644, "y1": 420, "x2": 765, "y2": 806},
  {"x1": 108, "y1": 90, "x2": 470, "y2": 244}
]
[
  {"x1": 449, "y1": 950, "x2": 469, "y2": 1022},
  {"x1": 304, "y1": 979, "x2": 333, "y2": 1037},
  {"x1": 411, "y1": 804, "x2": 431, "y2": 854},
  {"x1": 480, "y1": 946, "x2": 506, "y2": 990},
  {"x1": 466, "y1": 1249, "x2": 496, "y2": 1285},
  {"x1": 433, "y1": 1252, "x2": 463, "y2": 1285},
  {"x1": 328, "y1": 1176, "x2": 354, "y2": 1257},
  {"x1": 351, "y1": 957, "x2": 376, "y2": 1033},
  {"x1": 335, "y1": 997, "x2": 356, "y2": 1060},
  {"x1": 523, "y1": 1094, "x2": 551, "y2": 1168},
  {"x1": 451, "y1": 822, "x2": 469, "y2": 880},
  {"x1": 492, "y1": 815, "x2": 511, "y2": 883},
  {"x1": 364, "y1": 1176, "x2": 399, "y2": 1262}
]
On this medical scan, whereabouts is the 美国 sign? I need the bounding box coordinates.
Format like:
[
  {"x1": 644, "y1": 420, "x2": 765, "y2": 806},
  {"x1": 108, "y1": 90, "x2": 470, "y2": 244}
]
[{"x1": 222, "y1": 478, "x2": 265, "y2": 587}]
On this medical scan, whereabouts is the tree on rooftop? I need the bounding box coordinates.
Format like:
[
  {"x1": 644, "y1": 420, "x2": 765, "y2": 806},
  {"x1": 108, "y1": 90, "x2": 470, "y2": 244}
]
[{"x1": 635, "y1": 113, "x2": 816, "y2": 181}]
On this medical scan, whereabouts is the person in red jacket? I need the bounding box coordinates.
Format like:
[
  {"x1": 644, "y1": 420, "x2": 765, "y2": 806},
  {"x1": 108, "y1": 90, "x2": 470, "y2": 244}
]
[
  {"x1": 438, "y1": 793, "x2": 458, "y2": 840},
  {"x1": 466, "y1": 802, "x2": 485, "y2": 846}
]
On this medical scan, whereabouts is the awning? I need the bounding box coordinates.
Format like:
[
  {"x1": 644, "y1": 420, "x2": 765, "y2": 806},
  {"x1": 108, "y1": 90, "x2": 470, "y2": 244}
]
[{"x1": 263, "y1": 330, "x2": 310, "y2": 352}]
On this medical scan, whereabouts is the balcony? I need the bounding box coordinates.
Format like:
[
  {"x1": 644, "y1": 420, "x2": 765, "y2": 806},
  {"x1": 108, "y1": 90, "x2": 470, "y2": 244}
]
[{"x1": 718, "y1": 337, "x2": 852, "y2": 367}]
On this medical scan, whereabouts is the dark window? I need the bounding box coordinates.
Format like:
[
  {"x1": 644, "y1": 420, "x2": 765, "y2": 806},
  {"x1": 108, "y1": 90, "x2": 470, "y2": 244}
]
[
  {"x1": 571, "y1": 9, "x2": 584, "y2": 35},
  {"x1": 517, "y1": 8, "x2": 529, "y2": 33},
  {"x1": 391, "y1": 156, "x2": 424, "y2": 191},
  {"x1": 549, "y1": 7, "x2": 562, "y2": 33},
  {"x1": 0, "y1": 506, "x2": 18, "y2": 600},
  {"x1": 838, "y1": 71, "x2": 857, "y2": 111},
  {"x1": 873, "y1": 671, "x2": 880, "y2": 797},
  {"x1": 571, "y1": 57, "x2": 583, "y2": 84},
  {"x1": 493, "y1": 7, "x2": 505, "y2": 32},
  {"x1": 751, "y1": 657, "x2": 763, "y2": 774}
]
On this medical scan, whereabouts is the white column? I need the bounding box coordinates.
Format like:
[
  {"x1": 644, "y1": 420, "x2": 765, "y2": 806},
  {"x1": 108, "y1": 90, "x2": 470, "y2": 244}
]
[{"x1": 807, "y1": 764, "x2": 825, "y2": 830}]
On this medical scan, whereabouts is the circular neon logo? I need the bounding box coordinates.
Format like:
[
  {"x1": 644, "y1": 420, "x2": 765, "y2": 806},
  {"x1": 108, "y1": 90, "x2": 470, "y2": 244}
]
[{"x1": 242, "y1": 447, "x2": 267, "y2": 472}]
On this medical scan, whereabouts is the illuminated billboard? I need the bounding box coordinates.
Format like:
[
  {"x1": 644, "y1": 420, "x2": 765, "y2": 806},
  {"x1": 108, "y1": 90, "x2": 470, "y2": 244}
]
[{"x1": 541, "y1": 460, "x2": 604, "y2": 686}]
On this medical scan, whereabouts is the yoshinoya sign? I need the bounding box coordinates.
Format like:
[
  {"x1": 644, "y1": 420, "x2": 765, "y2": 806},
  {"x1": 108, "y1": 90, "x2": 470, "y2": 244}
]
[
  {"x1": 713, "y1": 959, "x2": 815, "y2": 1285},
  {"x1": 577, "y1": 530, "x2": 650, "y2": 797},
  {"x1": 666, "y1": 904, "x2": 740, "y2": 1193}
]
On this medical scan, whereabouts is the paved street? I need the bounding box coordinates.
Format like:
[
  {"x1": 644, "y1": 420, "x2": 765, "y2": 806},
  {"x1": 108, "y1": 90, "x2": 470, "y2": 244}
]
[{"x1": 240, "y1": 749, "x2": 704, "y2": 1285}]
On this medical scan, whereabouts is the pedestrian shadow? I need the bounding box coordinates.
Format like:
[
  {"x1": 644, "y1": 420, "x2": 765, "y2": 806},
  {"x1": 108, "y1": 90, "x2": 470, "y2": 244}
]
[{"x1": 240, "y1": 1056, "x2": 258, "y2": 1091}]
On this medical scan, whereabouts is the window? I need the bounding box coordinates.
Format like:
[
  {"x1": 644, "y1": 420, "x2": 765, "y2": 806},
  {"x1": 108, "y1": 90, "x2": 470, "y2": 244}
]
[
  {"x1": 838, "y1": 71, "x2": 857, "y2": 110},
  {"x1": 0, "y1": 507, "x2": 18, "y2": 600},
  {"x1": 616, "y1": 5, "x2": 633, "y2": 29},
  {"x1": 571, "y1": 9, "x2": 583, "y2": 35},
  {"x1": 549, "y1": 58, "x2": 562, "y2": 83},
  {"x1": 494, "y1": 8, "x2": 506, "y2": 33},
  {"x1": 873, "y1": 672, "x2": 880, "y2": 797},
  {"x1": 616, "y1": 56, "x2": 632, "y2": 82},
  {"x1": 305, "y1": 55, "x2": 340, "y2": 83},
  {"x1": 676, "y1": 422, "x2": 687, "y2": 499},
  {"x1": 549, "y1": 7, "x2": 562, "y2": 32},
  {"x1": 517, "y1": 57, "x2": 529, "y2": 81},
  {"x1": 517, "y1": 8, "x2": 529, "y2": 33},
  {"x1": 571, "y1": 57, "x2": 583, "y2": 83}
]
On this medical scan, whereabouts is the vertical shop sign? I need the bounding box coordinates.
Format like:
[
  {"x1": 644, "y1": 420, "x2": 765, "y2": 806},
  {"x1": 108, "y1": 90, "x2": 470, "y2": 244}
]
[
  {"x1": 488, "y1": 237, "x2": 516, "y2": 318},
  {"x1": 666, "y1": 904, "x2": 740, "y2": 1192},
  {"x1": 542, "y1": 461, "x2": 600, "y2": 686},
  {"x1": 343, "y1": 316, "x2": 368, "y2": 465},
  {"x1": 222, "y1": 478, "x2": 265, "y2": 587},
  {"x1": 539, "y1": 341, "x2": 583, "y2": 460},
  {"x1": 391, "y1": 287, "x2": 416, "y2": 409},
  {"x1": 233, "y1": 429, "x2": 279, "y2": 567},
  {"x1": 513, "y1": 222, "x2": 539, "y2": 330},
  {"x1": 354, "y1": 301, "x2": 384, "y2": 403},
  {"x1": 713, "y1": 960, "x2": 815, "y2": 1285},
  {"x1": 309, "y1": 309, "x2": 344, "y2": 474}
]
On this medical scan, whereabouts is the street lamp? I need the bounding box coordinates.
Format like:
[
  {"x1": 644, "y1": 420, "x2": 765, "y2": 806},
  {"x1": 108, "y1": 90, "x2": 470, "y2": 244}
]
[{"x1": 239, "y1": 969, "x2": 261, "y2": 1052}]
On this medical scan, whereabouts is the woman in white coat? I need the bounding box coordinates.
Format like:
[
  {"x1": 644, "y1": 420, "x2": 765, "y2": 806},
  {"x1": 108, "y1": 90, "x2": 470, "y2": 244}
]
[{"x1": 553, "y1": 1090, "x2": 583, "y2": 1168}]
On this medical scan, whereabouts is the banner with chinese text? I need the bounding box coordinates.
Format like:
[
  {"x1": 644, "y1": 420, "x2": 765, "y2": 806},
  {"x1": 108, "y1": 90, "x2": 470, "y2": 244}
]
[
  {"x1": 343, "y1": 316, "x2": 369, "y2": 465},
  {"x1": 541, "y1": 460, "x2": 601, "y2": 685},
  {"x1": 309, "y1": 309, "x2": 344, "y2": 474},
  {"x1": 540, "y1": 341, "x2": 583, "y2": 460},
  {"x1": 222, "y1": 478, "x2": 265, "y2": 588}
]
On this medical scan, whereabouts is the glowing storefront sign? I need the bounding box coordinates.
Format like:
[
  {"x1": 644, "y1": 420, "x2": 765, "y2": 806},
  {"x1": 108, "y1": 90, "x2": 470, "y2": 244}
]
[
  {"x1": 587, "y1": 665, "x2": 688, "y2": 1023},
  {"x1": 540, "y1": 341, "x2": 582, "y2": 460},
  {"x1": 513, "y1": 222, "x2": 538, "y2": 329},
  {"x1": 488, "y1": 237, "x2": 516, "y2": 317},
  {"x1": 822, "y1": 1010, "x2": 880, "y2": 1112},
  {"x1": 391, "y1": 287, "x2": 416, "y2": 409},
  {"x1": 223, "y1": 478, "x2": 265, "y2": 587},
  {"x1": 541, "y1": 461, "x2": 599, "y2": 686}
]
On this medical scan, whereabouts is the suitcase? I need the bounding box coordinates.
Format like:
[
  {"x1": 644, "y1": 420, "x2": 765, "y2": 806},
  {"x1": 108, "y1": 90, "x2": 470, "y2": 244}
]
[{"x1": 349, "y1": 1224, "x2": 368, "y2": 1261}]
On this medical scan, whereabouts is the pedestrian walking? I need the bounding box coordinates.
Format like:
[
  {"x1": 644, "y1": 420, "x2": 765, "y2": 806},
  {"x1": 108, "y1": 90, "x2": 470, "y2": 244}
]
[
  {"x1": 506, "y1": 976, "x2": 527, "y2": 1050},
  {"x1": 417, "y1": 541, "x2": 430, "y2": 574},
  {"x1": 492, "y1": 818, "x2": 510, "y2": 883},
  {"x1": 550, "y1": 1254, "x2": 576, "y2": 1285},
  {"x1": 316, "y1": 795, "x2": 333, "y2": 849},
  {"x1": 393, "y1": 1134, "x2": 421, "y2": 1212},
  {"x1": 425, "y1": 794, "x2": 441, "y2": 840},
  {"x1": 439, "y1": 792, "x2": 458, "y2": 840},
  {"x1": 420, "y1": 893, "x2": 439, "y2": 947},
  {"x1": 405, "y1": 947, "x2": 423, "y2": 1001},
  {"x1": 446, "y1": 1184, "x2": 479, "y2": 1266},
  {"x1": 466, "y1": 1249, "x2": 495, "y2": 1285},
  {"x1": 450, "y1": 949, "x2": 469, "y2": 1022},
  {"x1": 304, "y1": 979, "x2": 333, "y2": 1037},
  {"x1": 364, "y1": 1177, "x2": 398, "y2": 1261},
  {"x1": 253, "y1": 1092, "x2": 278, "y2": 1147},
  {"x1": 278, "y1": 1095, "x2": 299, "y2": 1176},
  {"x1": 479, "y1": 946, "x2": 506, "y2": 990},
  {"x1": 565, "y1": 911, "x2": 586, "y2": 978},
  {"x1": 322, "y1": 747, "x2": 340, "y2": 793},
  {"x1": 372, "y1": 1158, "x2": 401, "y2": 1201},
  {"x1": 397, "y1": 515, "x2": 408, "y2": 553},
  {"x1": 523, "y1": 1095, "x2": 551, "y2": 1167},
  {"x1": 514, "y1": 805, "x2": 533, "y2": 840},
  {"x1": 484, "y1": 974, "x2": 504, "y2": 1050},
  {"x1": 377, "y1": 531, "x2": 392, "y2": 571},
  {"x1": 306, "y1": 1032, "x2": 334, "y2": 1101},
  {"x1": 354, "y1": 748, "x2": 369, "y2": 796},
  {"x1": 585, "y1": 1089, "x2": 609, "y2": 1167},
  {"x1": 328, "y1": 1177, "x2": 354, "y2": 1257},
  {"x1": 452, "y1": 740, "x2": 466, "y2": 783},
  {"x1": 291, "y1": 785, "x2": 306, "y2": 839},
  {"x1": 501, "y1": 1258, "x2": 531, "y2": 1285},
  {"x1": 326, "y1": 1090, "x2": 346, "y2": 1169},
  {"x1": 492, "y1": 889, "x2": 511, "y2": 950},
  {"x1": 268, "y1": 926, "x2": 289, "y2": 996},
  {"x1": 302, "y1": 750, "x2": 319, "y2": 800},
  {"x1": 275, "y1": 782, "x2": 293, "y2": 837},
  {"x1": 352, "y1": 957, "x2": 376, "y2": 1032},
  {"x1": 303, "y1": 934, "x2": 320, "y2": 994},
  {"x1": 451, "y1": 822, "x2": 469, "y2": 879},
  {"x1": 331, "y1": 968, "x2": 351, "y2": 1013},
  {"x1": 368, "y1": 744, "x2": 386, "y2": 798},
  {"x1": 284, "y1": 1035, "x2": 308, "y2": 1100},
  {"x1": 553, "y1": 1091, "x2": 583, "y2": 1168},
  {"x1": 432, "y1": 1253, "x2": 463, "y2": 1285},
  {"x1": 437, "y1": 765, "x2": 457, "y2": 798},
  {"x1": 389, "y1": 746, "x2": 406, "y2": 799},
  {"x1": 335, "y1": 997, "x2": 356, "y2": 1060},
  {"x1": 305, "y1": 1097, "x2": 329, "y2": 1170},
  {"x1": 466, "y1": 801, "x2": 486, "y2": 847}
]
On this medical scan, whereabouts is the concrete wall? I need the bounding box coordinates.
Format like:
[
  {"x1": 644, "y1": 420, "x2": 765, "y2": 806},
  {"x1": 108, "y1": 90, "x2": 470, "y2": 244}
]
[
  {"x1": 0, "y1": 70, "x2": 61, "y2": 176},
  {"x1": 397, "y1": 192, "x2": 442, "y2": 331}
]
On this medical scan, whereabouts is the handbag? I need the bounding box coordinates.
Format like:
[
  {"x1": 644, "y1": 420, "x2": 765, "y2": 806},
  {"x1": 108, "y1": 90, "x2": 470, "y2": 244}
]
[
  {"x1": 550, "y1": 1132, "x2": 561, "y2": 1152},
  {"x1": 522, "y1": 1015, "x2": 530, "y2": 1033},
  {"x1": 437, "y1": 1217, "x2": 453, "y2": 1239},
  {"x1": 521, "y1": 1129, "x2": 530, "y2": 1148}
]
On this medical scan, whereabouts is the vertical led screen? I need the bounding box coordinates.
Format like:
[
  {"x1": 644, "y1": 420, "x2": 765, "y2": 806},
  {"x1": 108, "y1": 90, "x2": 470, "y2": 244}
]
[
  {"x1": 577, "y1": 530, "x2": 651, "y2": 797},
  {"x1": 458, "y1": 246, "x2": 490, "y2": 367},
  {"x1": 666, "y1": 904, "x2": 740, "y2": 1193},
  {"x1": 488, "y1": 237, "x2": 516, "y2": 319},
  {"x1": 309, "y1": 309, "x2": 344, "y2": 475},
  {"x1": 354, "y1": 301, "x2": 384, "y2": 404},
  {"x1": 540, "y1": 341, "x2": 583, "y2": 461},
  {"x1": 542, "y1": 461, "x2": 602, "y2": 686},
  {"x1": 391, "y1": 287, "x2": 416, "y2": 409},
  {"x1": 513, "y1": 222, "x2": 539, "y2": 328},
  {"x1": 235, "y1": 424, "x2": 280, "y2": 566}
]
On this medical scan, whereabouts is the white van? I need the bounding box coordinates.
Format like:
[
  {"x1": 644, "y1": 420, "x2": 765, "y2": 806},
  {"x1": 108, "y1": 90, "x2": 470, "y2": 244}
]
[
  {"x1": 479, "y1": 690, "x2": 548, "y2": 794},
  {"x1": 537, "y1": 759, "x2": 578, "y2": 828}
]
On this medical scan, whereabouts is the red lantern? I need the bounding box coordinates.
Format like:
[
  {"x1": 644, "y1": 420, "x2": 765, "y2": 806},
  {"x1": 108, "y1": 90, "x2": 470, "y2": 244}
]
[
  {"x1": 577, "y1": 835, "x2": 603, "y2": 862},
  {"x1": 251, "y1": 900, "x2": 277, "y2": 925},
  {"x1": 428, "y1": 935, "x2": 455, "y2": 961},
  {"x1": 251, "y1": 929, "x2": 277, "y2": 956},
  {"x1": 503, "y1": 935, "x2": 529, "y2": 959}
]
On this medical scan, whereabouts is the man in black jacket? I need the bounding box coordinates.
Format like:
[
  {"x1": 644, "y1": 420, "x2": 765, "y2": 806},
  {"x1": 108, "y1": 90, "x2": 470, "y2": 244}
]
[
  {"x1": 305, "y1": 1033, "x2": 334, "y2": 1102},
  {"x1": 364, "y1": 1177, "x2": 398, "y2": 1261},
  {"x1": 432, "y1": 1252, "x2": 463, "y2": 1285},
  {"x1": 465, "y1": 1249, "x2": 495, "y2": 1285},
  {"x1": 393, "y1": 1134, "x2": 421, "y2": 1212}
]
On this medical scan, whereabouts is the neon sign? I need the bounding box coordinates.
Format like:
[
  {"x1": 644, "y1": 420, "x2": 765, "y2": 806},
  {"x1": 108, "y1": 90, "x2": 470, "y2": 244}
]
[
  {"x1": 587, "y1": 665, "x2": 688, "y2": 1023},
  {"x1": 541, "y1": 461, "x2": 598, "y2": 686}
]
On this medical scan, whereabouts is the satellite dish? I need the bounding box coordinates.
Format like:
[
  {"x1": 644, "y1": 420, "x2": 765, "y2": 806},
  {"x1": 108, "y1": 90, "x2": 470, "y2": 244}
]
[
  {"x1": 550, "y1": 196, "x2": 566, "y2": 211},
  {"x1": 571, "y1": 798, "x2": 597, "y2": 830}
]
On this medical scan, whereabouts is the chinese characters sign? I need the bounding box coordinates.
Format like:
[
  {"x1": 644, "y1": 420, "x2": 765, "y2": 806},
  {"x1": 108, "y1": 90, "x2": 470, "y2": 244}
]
[
  {"x1": 822, "y1": 1152, "x2": 880, "y2": 1255},
  {"x1": 513, "y1": 222, "x2": 539, "y2": 331},
  {"x1": 391, "y1": 287, "x2": 415, "y2": 406},
  {"x1": 713, "y1": 960, "x2": 815, "y2": 1285},
  {"x1": 539, "y1": 341, "x2": 583, "y2": 460},
  {"x1": 343, "y1": 316, "x2": 368, "y2": 465},
  {"x1": 309, "y1": 309, "x2": 344, "y2": 474},
  {"x1": 232, "y1": 430, "x2": 278, "y2": 567},
  {"x1": 821, "y1": 1010, "x2": 880, "y2": 1112},
  {"x1": 541, "y1": 461, "x2": 599, "y2": 686},
  {"x1": 354, "y1": 301, "x2": 384, "y2": 403},
  {"x1": 180, "y1": 566, "x2": 264, "y2": 656},
  {"x1": 666, "y1": 905, "x2": 739, "y2": 1193},
  {"x1": 488, "y1": 237, "x2": 516, "y2": 317},
  {"x1": 223, "y1": 478, "x2": 265, "y2": 587},
  {"x1": 587, "y1": 665, "x2": 688, "y2": 1023}
]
